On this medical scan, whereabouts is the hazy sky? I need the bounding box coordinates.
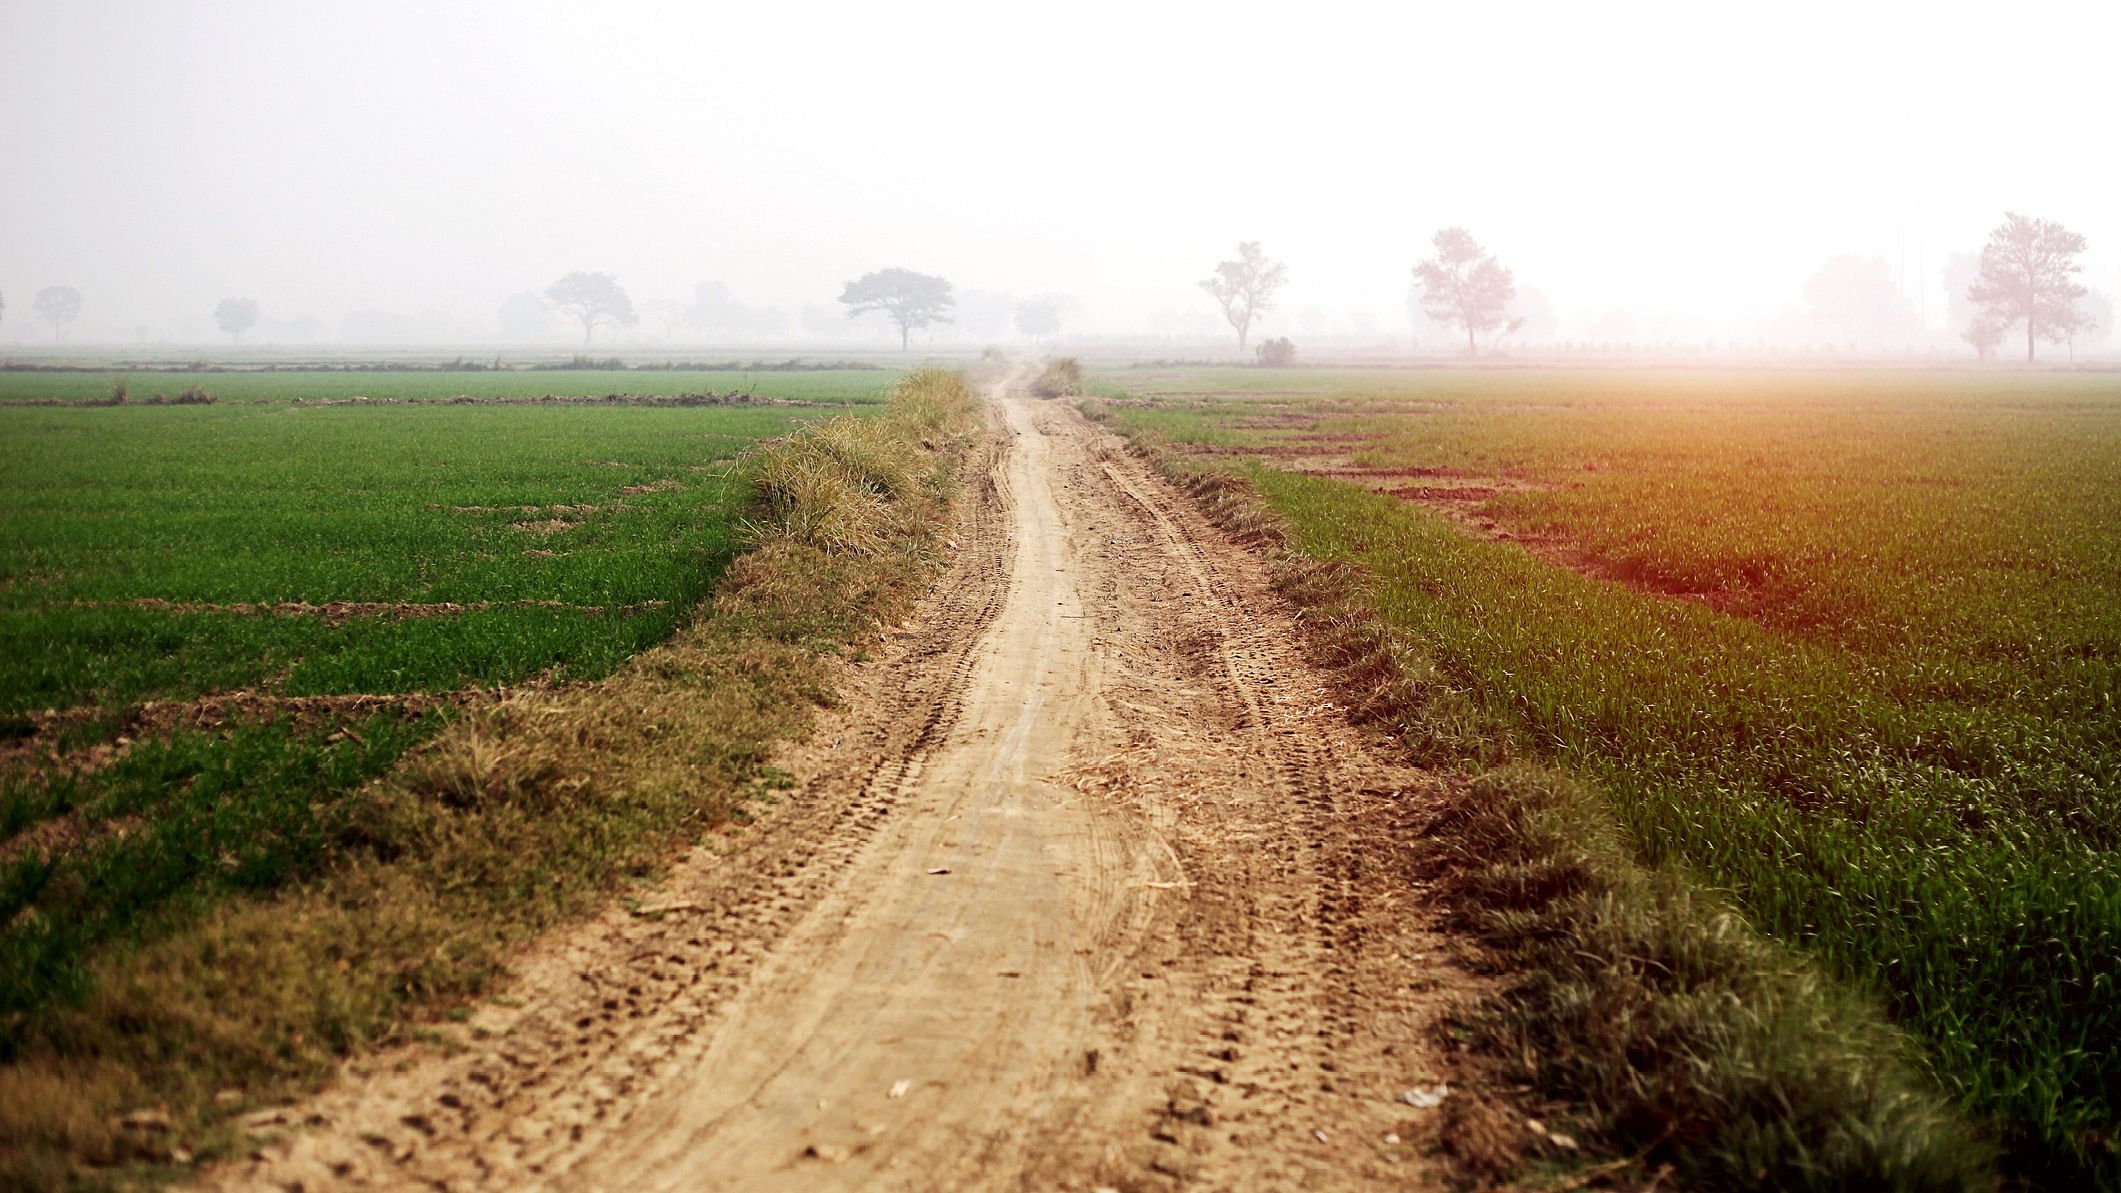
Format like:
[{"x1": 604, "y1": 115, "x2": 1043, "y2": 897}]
[{"x1": 3, "y1": 0, "x2": 2116, "y2": 342}]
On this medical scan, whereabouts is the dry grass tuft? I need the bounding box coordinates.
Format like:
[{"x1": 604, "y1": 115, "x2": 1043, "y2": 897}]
[
  {"x1": 1029, "y1": 357, "x2": 1084, "y2": 399},
  {"x1": 403, "y1": 730, "x2": 566, "y2": 810},
  {"x1": 741, "y1": 369, "x2": 977, "y2": 556}
]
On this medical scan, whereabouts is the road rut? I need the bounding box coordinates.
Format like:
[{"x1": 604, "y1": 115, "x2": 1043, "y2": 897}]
[{"x1": 215, "y1": 380, "x2": 1479, "y2": 1191}]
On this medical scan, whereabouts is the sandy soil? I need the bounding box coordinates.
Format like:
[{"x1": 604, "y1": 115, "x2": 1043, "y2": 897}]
[{"x1": 211, "y1": 380, "x2": 1481, "y2": 1191}]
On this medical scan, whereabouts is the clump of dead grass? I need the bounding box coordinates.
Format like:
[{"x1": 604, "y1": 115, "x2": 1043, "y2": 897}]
[
  {"x1": 1029, "y1": 357, "x2": 1083, "y2": 399},
  {"x1": 0, "y1": 369, "x2": 985, "y2": 1187},
  {"x1": 740, "y1": 369, "x2": 978, "y2": 555}
]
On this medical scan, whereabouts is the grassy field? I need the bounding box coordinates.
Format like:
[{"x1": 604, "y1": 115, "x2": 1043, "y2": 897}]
[
  {"x1": 1093, "y1": 367, "x2": 2121, "y2": 1187},
  {"x1": 0, "y1": 367, "x2": 894, "y2": 405},
  {"x1": 0, "y1": 371, "x2": 894, "y2": 1040},
  {"x1": 0, "y1": 368, "x2": 987, "y2": 1185}
]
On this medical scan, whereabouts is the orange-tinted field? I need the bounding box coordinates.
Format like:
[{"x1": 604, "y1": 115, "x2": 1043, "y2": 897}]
[{"x1": 1099, "y1": 366, "x2": 2121, "y2": 1186}]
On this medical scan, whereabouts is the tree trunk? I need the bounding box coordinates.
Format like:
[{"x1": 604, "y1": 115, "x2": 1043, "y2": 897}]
[
  {"x1": 900, "y1": 325, "x2": 909, "y2": 351},
  {"x1": 583, "y1": 322, "x2": 594, "y2": 347},
  {"x1": 2026, "y1": 320, "x2": 2035, "y2": 363},
  {"x1": 1466, "y1": 323, "x2": 1478, "y2": 355},
  {"x1": 1238, "y1": 324, "x2": 1249, "y2": 352}
]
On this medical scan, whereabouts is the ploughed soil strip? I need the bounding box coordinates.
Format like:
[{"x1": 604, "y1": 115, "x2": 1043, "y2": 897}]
[{"x1": 206, "y1": 386, "x2": 1487, "y2": 1191}]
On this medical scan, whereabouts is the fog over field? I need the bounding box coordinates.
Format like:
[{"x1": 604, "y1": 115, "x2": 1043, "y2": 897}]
[{"x1": 1, "y1": 0, "x2": 2116, "y2": 349}]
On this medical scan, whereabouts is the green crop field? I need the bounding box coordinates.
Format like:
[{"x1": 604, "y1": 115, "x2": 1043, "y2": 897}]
[
  {"x1": 0, "y1": 367, "x2": 894, "y2": 406},
  {"x1": 1092, "y1": 366, "x2": 2121, "y2": 1186},
  {"x1": 0, "y1": 371, "x2": 890, "y2": 1036}
]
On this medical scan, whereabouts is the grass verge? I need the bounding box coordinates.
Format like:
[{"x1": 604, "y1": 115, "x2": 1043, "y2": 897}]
[
  {"x1": 1095, "y1": 409, "x2": 1998, "y2": 1193},
  {"x1": 0, "y1": 370, "x2": 981, "y2": 1190}
]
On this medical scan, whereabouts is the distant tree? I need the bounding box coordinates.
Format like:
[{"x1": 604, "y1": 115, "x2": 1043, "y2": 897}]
[
  {"x1": 741, "y1": 306, "x2": 791, "y2": 339},
  {"x1": 1412, "y1": 228, "x2": 1517, "y2": 354},
  {"x1": 643, "y1": 299, "x2": 693, "y2": 340},
  {"x1": 2064, "y1": 290, "x2": 2111, "y2": 361},
  {"x1": 800, "y1": 303, "x2": 845, "y2": 339},
  {"x1": 1403, "y1": 283, "x2": 1456, "y2": 347},
  {"x1": 498, "y1": 291, "x2": 559, "y2": 340},
  {"x1": 1015, "y1": 296, "x2": 1062, "y2": 341},
  {"x1": 1940, "y1": 252, "x2": 1981, "y2": 334},
  {"x1": 214, "y1": 297, "x2": 260, "y2": 343},
  {"x1": 544, "y1": 272, "x2": 637, "y2": 345},
  {"x1": 1962, "y1": 316, "x2": 2007, "y2": 361},
  {"x1": 33, "y1": 286, "x2": 82, "y2": 340},
  {"x1": 954, "y1": 289, "x2": 1016, "y2": 340},
  {"x1": 1199, "y1": 241, "x2": 1286, "y2": 351},
  {"x1": 2083, "y1": 291, "x2": 2113, "y2": 346},
  {"x1": 0, "y1": 288, "x2": 7, "y2": 329},
  {"x1": 1255, "y1": 336, "x2": 1297, "y2": 367},
  {"x1": 688, "y1": 281, "x2": 750, "y2": 341},
  {"x1": 1967, "y1": 212, "x2": 2088, "y2": 362},
  {"x1": 1506, "y1": 286, "x2": 1561, "y2": 343},
  {"x1": 1801, "y1": 256, "x2": 1920, "y2": 350},
  {"x1": 838, "y1": 268, "x2": 954, "y2": 350},
  {"x1": 688, "y1": 281, "x2": 788, "y2": 343}
]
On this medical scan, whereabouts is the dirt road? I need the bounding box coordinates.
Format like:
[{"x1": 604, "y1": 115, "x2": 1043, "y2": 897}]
[{"x1": 217, "y1": 381, "x2": 1477, "y2": 1191}]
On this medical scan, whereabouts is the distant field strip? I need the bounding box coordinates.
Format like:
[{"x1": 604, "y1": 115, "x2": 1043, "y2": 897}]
[
  {"x1": 0, "y1": 372, "x2": 888, "y2": 1030},
  {"x1": 0, "y1": 367, "x2": 894, "y2": 405},
  {"x1": 33, "y1": 597, "x2": 671, "y2": 621},
  {"x1": 1097, "y1": 367, "x2": 2121, "y2": 1187}
]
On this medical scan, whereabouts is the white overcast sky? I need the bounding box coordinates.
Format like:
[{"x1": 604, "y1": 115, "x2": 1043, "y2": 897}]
[{"x1": 2, "y1": 0, "x2": 2116, "y2": 341}]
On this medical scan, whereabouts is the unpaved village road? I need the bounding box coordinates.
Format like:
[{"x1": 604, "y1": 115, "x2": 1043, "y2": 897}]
[{"x1": 216, "y1": 381, "x2": 1479, "y2": 1191}]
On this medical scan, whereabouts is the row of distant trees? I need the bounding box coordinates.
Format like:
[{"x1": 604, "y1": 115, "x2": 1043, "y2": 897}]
[
  {"x1": 1774, "y1": 218, "x2": 2104, "y2": 362},
  {"x1": 1, "y1": 286, "x2": 86, "y2": 339},
  {"x1": 1203, "y1": 213, "x2": 2100, "y2": 363},
  {"x1": 4, "y1": 214, "x2": 2099, "y2": 358},
  {"x1": 527, "y1": 270, "x2": 1074, "y2": 349},
  {"x1": 0, "y1": 276, "x2": 1075, "y2": 348},
  {"x1": 0, "y1": 245, "x2": 1517, "y2": 353},
  {"x1": 1198, "y1": 230, "x2": 1521, "y2": 357},
  {"x1": 0, "y1": 288, "x2": 277, "y2": 343}
]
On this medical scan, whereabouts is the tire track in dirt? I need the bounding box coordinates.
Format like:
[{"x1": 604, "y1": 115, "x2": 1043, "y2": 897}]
[{"x1": 211, "y1": 375, "x2": 1483, "y2": 1192}]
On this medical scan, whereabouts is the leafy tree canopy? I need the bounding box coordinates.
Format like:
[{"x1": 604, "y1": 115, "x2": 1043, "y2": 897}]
[{"x1": 839, "y1": 268, "x2": 954, "y2": 350}]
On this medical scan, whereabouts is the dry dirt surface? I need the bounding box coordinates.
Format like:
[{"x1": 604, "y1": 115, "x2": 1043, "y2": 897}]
[{"x1": 211, "y1": 380, "x2": 1484, "y2": 1192}]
